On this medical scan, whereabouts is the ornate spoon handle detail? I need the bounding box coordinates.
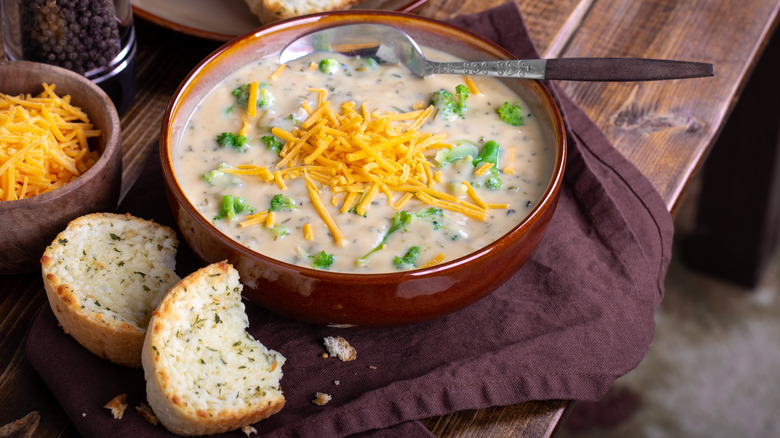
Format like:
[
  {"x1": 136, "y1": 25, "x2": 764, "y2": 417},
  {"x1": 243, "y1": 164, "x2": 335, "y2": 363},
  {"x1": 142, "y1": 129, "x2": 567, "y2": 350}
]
[{"x1": 426, "y1": 58, "x2": 714, "y2": 81}]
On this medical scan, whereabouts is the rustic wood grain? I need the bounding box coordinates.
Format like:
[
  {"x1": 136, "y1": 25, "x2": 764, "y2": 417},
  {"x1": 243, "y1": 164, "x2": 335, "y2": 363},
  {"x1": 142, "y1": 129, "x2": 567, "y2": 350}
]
[
  {"x1": 117, "y1": 26, "x2": 220, "y2": 201},
  {"x1": 2, "y1": 0, "x2": 779, "y2": 436},
  {"x1": 419, "y1": 0, "x2": 590, "y2": 57},
  {"x1": 554, "y1": 0, "x2": 780, "y2": 212},
  {"x1": 421, "y1": 399, "x2": 569, "y2": 437},
  {"x1": 0, "y1": 274, "x2": 77, "y2": 437},
  {"x1": 0, "y1": 411, "x2": 40, "y2": 438}
]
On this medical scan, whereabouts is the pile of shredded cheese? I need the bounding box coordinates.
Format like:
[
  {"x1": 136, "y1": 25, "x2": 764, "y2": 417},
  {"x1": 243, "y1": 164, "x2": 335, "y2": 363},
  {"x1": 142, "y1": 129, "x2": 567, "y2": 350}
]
[
  {"x1": 0, "y1": 83, "x2": 101, "y2": 201},
  {"x1": 229, "y1": 77, "x2": 507, "y2": 247}
]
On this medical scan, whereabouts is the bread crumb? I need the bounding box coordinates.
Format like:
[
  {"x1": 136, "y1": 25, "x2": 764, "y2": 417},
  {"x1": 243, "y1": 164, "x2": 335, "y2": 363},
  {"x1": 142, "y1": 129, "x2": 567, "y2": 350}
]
[
  {"x1": 312, "y1": 392, "x2": 332, "y2": 406},
  {"x1": 81, "y1": 413, "x2": 86, "y2": 417},
  {"x1": 135, "y1": 403, "x2": 159, "y2": 425},
  {"x1": 104, "y1": 394, "x2": 127, "y2": 419},
  {"x1": 323, "y1": 336, "x2": 356, "y2": 361},
  {"x1": 242, "y1": 425, "x2": 258, "y2": 436},
  {"x1": 334, "y1": 380, "x2": 340, "y2": 385},
  {"x1": 368, "y1": 365, "x2": 377, "y2": 370},
  {"x1": 320, "y1": 352, "x2": 329, "y2": 359}
]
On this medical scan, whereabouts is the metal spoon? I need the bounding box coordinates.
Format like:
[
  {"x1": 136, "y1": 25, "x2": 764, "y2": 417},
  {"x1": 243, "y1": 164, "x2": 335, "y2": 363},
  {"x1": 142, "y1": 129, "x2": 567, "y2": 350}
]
[{"x1": 279, "y1": 23, "x2": 714, "y2": 81}]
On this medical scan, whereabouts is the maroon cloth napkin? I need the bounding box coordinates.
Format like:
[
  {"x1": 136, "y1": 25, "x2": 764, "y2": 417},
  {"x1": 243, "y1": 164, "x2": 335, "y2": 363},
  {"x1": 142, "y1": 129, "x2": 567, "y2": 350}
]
[{"x1": 26, "y1": 3, "x2": 673, "y2": 437}]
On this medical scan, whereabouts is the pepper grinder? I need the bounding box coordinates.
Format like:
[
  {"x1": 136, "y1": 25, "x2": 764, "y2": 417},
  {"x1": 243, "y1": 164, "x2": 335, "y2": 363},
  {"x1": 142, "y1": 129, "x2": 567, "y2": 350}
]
[{"x1": 1, "y1": 0, "x2": 137, "y2": 115}]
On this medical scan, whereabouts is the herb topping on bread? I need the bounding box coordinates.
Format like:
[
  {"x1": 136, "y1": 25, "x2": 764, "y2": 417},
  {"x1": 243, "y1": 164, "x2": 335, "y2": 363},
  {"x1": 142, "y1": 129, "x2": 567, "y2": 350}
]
[
  {"x1": 41, "y1": 212, "x2": 180, "y2": 368},
  {"x1": 142, "y1": 261, "x2": 285, "y2": 436}
]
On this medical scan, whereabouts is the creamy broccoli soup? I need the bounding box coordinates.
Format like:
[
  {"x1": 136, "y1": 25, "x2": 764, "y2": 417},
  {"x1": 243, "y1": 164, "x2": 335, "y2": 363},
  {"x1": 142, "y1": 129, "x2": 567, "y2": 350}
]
[{"x1": 174, "y1": 48, "x2": 553, "y2": 273}]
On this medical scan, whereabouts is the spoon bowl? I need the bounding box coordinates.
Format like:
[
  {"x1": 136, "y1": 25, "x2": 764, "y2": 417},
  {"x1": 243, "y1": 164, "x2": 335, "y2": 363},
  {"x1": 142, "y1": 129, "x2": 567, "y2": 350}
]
[{"x1": 280, "y1": 23, "x2": 714, "y2": 81}]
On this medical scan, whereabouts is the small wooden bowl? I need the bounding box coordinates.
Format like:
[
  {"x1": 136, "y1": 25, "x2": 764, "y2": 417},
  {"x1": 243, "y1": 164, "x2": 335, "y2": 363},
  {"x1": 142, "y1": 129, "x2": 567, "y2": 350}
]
[
  {"x1": 161, "y1": 11, "x2": 567, "y2": 326},
  {"x1": 0, "y1": 61, "x2": 122, "y2": 274}
]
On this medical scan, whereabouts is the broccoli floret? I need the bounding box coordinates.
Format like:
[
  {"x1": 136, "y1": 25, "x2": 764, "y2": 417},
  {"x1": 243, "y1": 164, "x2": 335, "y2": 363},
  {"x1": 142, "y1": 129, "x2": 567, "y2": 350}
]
[
  {"x1": 216, "y1": 132, "x2": 248, "y2": 151},
  {"x1": 454, "y1": 84, "x2": 470, "y2": 115},
  {"x1": 261, "y1": 135, "x2": 283, "y2": 155},
  {"x1": 430, "y1": 89, "x2": 456, "y2": 120},
  {"x1": 430, "y1": 89, "x2": 453, "y2": 105},
  {"x1": 201, "y1": 162, "x2": 231, "y2": 185},
  {"x1": 393, "y1": 246, "x2": 421, "y2": 270},
  {"x1": 257, "y1": 87, "x2": 275, "y2": 109},
  {"x1": 485, "y1": 168, "x2": 503, "y2": 190},
  {"x1": 318, "y1": 58, "x2": 340, "y2": 74},
  {"x1": 430, "y1": 85, "x2": 470, "y2": 120},
  {"x1": 311, "y1": 251, "x2": 334, "y2": 270},
  {"x1": 472, "y1": 140, "x2": 503, "y2": 191},
  {"x1": 434, "y1": 141, "x2": 479, "y2": 165},
  {"x1": 296, "y1": 247, "x2": 335, "y2": 269},
  {"x1": 358, "y1": 56, "x2": 379, "y2": 71},
  {"x1": 231, "y1": 84, "x2": 251, "y2": 106},
  {"x1": 214, "y1": 194, "x2": 254, "y2": 221},
  {"x1": 231, "y1": 83, "x2": 275, "y2": 108},
  {"x1": 270, "y1": 224, "x2": 289, "y2": 240},
  {"x1": 268, "y1": 194, "x2": 296, "y2": 212},
  {"x1": 496, "y1": 102, "x2": 525, "y2": 126},
  {"x1": 358, "y1": 210, "x2": 414, "y2": 264},
  {"x1": 415, "y1": 207, "x2": 445, "y2": 230}
]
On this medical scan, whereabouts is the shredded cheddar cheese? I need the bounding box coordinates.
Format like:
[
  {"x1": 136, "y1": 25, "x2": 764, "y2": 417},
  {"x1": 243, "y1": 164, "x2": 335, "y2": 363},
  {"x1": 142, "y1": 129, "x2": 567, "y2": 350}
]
[
  {"x1": 303, "y1": 223, "x2": 314, "y2": 240},
  {"x1": 463, "y1": 75, "x2": 481, "y2": 95},
  {"x1": 265, "y1": 211, "x2": 276, "y2": 227},
  {"x1": 0, "y1": 83, "x2": 101, "y2": 201},
  {"x1": 463, "y1": 180, "x2": 488, "y2": 210},
  {"x1": 474, "y1": 162, "x2": 494, "y2": 176},
  {"x1": 239, "y1": 114, "x2": 251, "y2": 137},
  {"x1": 247, "y1": 82, "x2": 259, "y2": 117},
  {"x1": 305, "y1": 172, "x2": 347, "y2": 246},
  {"x1": 269, "y1": 64, "x2": 287, "y2": 81},
  {"x1": 422, "y1": 253, "x2": 447, "y2": 268},
  {"x1": 239, "y1": 210, "x2": 269, "y2": 228},
  {"x1": 503, "y1": 146, "x2": 514, "y2": 174},
  {"x1": 228, "y1": 84, "x2": 512, "y2": 243}
]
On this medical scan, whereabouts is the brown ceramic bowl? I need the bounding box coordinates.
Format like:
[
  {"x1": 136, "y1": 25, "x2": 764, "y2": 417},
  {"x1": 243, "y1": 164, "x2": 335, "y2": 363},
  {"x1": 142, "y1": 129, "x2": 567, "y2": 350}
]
[
  {"x1": 0, "y1": 61, "x2": 122, "y2": 274},
  {"x1": 160, "y1": 11, "x2": 566, "y2": 327}
]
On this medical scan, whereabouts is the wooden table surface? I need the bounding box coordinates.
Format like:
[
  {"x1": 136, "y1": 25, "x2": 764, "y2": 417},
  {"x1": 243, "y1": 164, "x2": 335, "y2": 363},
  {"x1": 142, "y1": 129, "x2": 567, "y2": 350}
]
[{"x1": 2, "y1": 0, "x2": 779, "y2": 436}]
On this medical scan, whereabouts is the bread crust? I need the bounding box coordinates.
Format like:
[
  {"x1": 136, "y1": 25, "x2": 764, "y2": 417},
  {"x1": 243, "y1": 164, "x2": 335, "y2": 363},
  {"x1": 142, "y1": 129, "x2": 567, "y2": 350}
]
[
  {"x1": 43, "y1": 278, "x2": 146, "y2": 366},
  {"x1": 104, "y1": 394, "x2": 128, "y2": 419},
  {"x1": 323, "y1": 335, "x2": 357, "y2": 361},
  {"x1": 41, "y1": 212, "x2": 180, "y2": 368},
  {"x1": 244, "y1": 0, "x2": 366, "y2": 24},
  {"x1": 142, "y1": 261, "x2": 285, "y2": 436}
]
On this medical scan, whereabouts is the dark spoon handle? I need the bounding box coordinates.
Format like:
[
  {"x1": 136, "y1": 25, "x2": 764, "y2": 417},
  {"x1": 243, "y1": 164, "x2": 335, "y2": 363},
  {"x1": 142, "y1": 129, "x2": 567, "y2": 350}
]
[{"x1": 544, "y1": 58, "x2": 714, "y2": 81}]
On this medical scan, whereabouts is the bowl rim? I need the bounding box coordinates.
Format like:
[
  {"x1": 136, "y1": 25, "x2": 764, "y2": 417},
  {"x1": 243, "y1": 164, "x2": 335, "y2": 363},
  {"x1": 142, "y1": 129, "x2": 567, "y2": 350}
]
[
  {"x1": 0, "y1": 60, "x2": 121, "y2": 209},
  {"x1": 160, "y1": 10, "x2": 567, "y2": 282}
]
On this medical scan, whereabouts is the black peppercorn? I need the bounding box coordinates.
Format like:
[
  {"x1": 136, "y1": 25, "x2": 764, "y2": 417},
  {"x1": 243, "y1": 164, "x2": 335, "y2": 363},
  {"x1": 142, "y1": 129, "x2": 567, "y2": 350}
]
[{"x1": 19, "y1": 0, "x2": 122, "y2": 75}]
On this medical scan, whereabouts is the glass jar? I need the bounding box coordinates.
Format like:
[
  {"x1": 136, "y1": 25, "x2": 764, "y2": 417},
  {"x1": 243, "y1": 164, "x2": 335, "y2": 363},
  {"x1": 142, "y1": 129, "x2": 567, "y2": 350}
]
[{"x1": 1, "y1": 0, "x2": 137, "y2": 114}]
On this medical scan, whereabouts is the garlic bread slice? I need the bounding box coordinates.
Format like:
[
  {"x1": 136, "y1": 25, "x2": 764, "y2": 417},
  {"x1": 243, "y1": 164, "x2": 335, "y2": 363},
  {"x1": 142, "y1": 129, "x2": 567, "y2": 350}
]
[
  {"x1": 142, "y1": 261, "x2": 285, "y2": 436},
  {"x1": 41, "y1": 212, "x2": 180, "y2": 368}
]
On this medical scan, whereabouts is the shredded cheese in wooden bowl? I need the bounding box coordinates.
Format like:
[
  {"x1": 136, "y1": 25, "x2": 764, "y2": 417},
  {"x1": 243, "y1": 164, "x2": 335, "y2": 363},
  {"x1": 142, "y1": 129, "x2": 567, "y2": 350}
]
[{"x1": 0, "y1": 83, "x2": 101, "y2": 201}]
